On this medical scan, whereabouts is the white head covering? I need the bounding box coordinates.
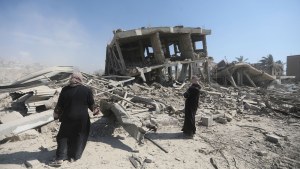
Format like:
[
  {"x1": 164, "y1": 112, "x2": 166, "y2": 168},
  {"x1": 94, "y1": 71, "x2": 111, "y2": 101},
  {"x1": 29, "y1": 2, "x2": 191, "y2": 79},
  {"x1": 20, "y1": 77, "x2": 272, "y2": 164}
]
[
  {"x1": 191, "y1": 75, "x2": 199, "y2": 85},
  {"x1": 69, "y1": 71, "x2": 83, "y2": 87}
]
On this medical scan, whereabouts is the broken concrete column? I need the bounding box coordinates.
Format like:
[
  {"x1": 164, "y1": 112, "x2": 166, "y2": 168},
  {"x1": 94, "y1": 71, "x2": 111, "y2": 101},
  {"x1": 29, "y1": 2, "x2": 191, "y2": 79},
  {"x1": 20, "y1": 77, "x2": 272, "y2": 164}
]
[
  {"x1": 178, "y1": 33, "x2": 194, "y2": 60},
  {"x1": 236, "y1": 72, "x2": 243, "y2": 85},
  {"x1": 178, "y1": 64, "x2": 189, "y2": 82},
  {"x1": 177, "y1": 34, "x2": 195, "y2": 81},
  {"x1": 150, "y1": 32, "x2": 165, "y2": 64},
  {"x1": 111, "y1": 103, "x2": 145, "y2": 143},
  {"x1": 114, "y1": 40, "x2": 126, "y2": 72},
  {"x1": 168, "y1": 66, "x2": 173, "y2": 80},
  {"x1": 243, "y1": 72, "x2": 257, "y2": 87},
  {"x1": 228, "y1": 75, "x2": 237, "y2": 88},
  {"x1": 175, "y1": 65, "x2": 179, "y2": 80},
  {"x1": 202, "y1": 35, "x2": 208, "y2": 55}
]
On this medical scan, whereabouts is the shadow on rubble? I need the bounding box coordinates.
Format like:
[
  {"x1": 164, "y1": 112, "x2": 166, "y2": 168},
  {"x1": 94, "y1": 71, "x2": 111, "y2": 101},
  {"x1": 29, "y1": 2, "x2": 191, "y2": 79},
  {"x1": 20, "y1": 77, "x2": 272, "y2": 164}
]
[
  {"x1": 88, "y1": 116, "x2": 134, "y2": 152},
  {"x1": 145, "y1": 132, "x2": 186, "y2": 140},
  {"x1": 0, "y1": 149, "x2": 55, "y2": 165}
]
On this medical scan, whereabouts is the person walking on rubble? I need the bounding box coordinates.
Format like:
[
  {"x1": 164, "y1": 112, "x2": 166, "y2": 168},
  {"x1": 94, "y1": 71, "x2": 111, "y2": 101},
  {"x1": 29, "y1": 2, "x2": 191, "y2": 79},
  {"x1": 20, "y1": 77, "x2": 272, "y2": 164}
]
[
  {"x1": 182, "y1": 76, "x2": 201, "y2": 138},
  {"x1": 50, "y1": 71, "x2": 99, "y2": 167}
]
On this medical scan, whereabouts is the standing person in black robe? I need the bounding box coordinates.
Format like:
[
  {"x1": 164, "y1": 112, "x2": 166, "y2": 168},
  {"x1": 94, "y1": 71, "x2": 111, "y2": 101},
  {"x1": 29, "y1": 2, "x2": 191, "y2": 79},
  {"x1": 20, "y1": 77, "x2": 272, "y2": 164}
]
[
  {"x1": 182, "y1": 76, "x2": 201, "y2": 137},
  {"x1": 50, "y1": 71, "x2": 99, "y2": 166}
]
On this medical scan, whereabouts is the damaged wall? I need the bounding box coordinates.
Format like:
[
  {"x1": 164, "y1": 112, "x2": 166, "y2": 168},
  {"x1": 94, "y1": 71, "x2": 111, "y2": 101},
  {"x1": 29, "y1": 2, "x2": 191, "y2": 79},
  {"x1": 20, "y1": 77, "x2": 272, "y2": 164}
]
[{"x1": 105, "y1": 26, "x2": 211, "y2": 83}]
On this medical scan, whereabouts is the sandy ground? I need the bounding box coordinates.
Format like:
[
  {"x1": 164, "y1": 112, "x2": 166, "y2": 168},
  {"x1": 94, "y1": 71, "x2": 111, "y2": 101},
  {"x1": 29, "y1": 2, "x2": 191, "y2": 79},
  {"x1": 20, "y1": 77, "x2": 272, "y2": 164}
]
[{"x1": 0, "y1": 110, "x2": 299, "y2": 169}]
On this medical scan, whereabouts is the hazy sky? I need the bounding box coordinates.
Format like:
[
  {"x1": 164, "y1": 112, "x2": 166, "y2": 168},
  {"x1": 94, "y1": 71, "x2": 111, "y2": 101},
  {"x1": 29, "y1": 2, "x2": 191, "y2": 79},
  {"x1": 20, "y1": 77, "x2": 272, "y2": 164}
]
[{"x1": 0, "y1": 0, "x2": 299, "y2": 72}]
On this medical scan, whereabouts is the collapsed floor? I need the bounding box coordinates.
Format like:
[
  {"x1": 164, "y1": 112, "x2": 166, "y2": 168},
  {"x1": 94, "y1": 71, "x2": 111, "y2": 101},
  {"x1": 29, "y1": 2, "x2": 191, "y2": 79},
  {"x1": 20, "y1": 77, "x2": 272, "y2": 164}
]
[{"x1": 0, "y1": 66, "x2": 300, "y2": 169}]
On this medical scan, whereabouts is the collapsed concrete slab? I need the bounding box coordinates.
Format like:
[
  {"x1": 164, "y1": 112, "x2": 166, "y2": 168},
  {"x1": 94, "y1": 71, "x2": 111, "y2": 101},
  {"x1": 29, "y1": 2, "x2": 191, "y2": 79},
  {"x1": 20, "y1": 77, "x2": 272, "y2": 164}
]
[
  {"x1": 0, "y1": 110, "x2": 23, "y2": 124},
  {"x1": 0, "y1": 66, "x2": 73, "y2": 93},
  {"x1": 0, "y1": 110, "x2": 53, "y2": 141},
  {"x1": 213, "y1": 61, "x2": 276, "y2": 87}
]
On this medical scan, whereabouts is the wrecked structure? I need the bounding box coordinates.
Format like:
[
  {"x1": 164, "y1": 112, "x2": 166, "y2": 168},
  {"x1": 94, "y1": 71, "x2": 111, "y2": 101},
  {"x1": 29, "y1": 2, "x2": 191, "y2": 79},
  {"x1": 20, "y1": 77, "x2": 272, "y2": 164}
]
[
  {"x1": 1, "y1": 27, "x2": 300, "y2": 169},
  {"x1": 0, "y1": 65, "x2": 299, "y2": 168},
  {"x1": 105, "y1": 26, "x2": 211, "y2": 83},
  {"x1": 212, "y1": 61, "x2": 276, "y2": 88}
]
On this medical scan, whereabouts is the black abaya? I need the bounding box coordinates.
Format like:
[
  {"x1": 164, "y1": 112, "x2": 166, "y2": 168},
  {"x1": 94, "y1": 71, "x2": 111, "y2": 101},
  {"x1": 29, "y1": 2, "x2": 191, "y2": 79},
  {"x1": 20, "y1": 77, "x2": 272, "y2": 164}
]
[
  {"x1": 182, "y1": 83, "x2": 201, "y2": 135},
  {"x1": 54, "y1": 85, "x2": 94, "y2": 160}
]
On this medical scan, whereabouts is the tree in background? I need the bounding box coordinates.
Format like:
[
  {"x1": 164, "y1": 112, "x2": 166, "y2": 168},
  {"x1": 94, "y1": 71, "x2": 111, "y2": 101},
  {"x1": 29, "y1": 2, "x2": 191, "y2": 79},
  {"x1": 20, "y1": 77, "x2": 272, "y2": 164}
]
[
  {"x1": 259, "y1": 54, "x2": 284, "y2": 76},
  {"x1": 235, "y1": 56, "x2": 248, "y2": 63}
]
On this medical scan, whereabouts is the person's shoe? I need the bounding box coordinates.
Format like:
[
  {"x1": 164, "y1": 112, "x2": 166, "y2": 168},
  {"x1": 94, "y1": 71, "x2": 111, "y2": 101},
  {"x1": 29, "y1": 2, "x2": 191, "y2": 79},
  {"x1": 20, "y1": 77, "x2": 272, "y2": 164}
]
[
  {"x1": 49, "y1": 160, "x2": 63, "y2": 167},
  {"x1": 183, "y1": 132, "x2": 194, "y2": 139},
  {"x1": 69, "y1": 158, "x2": 75, "y2": 163}
]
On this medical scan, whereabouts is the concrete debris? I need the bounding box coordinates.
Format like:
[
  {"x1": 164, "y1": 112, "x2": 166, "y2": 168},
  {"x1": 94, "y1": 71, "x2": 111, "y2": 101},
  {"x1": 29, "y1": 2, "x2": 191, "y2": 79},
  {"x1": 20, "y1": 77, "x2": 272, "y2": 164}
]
[
  {"x1": 0, "y1": 65, "x2": 299, "y2": 148},
  {"x1": 266, "y1": 134, "x2": 280, "y2": 144},
  {"x1": 200, "y1": 116, "x2": 213, "y2": 127},
  {"x1": 0, "y1": 110, "x2": 53, "y2": 141},
  {"x1": 0, "y1": 110, "x2": 23, "y2": 124},
  {"x1": 0, "y1": 28, "x2": 300, "y2": 168},
  {"x1": 256, "y1": 150, "x2": 268, "y2": 156}
]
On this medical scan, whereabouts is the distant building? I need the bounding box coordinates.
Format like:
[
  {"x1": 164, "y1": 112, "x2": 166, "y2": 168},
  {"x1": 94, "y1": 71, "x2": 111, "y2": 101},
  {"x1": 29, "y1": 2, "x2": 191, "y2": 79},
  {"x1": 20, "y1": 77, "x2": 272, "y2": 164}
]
[{"x1": 287, "y1": 55, "x2": 300, "y2": 81}]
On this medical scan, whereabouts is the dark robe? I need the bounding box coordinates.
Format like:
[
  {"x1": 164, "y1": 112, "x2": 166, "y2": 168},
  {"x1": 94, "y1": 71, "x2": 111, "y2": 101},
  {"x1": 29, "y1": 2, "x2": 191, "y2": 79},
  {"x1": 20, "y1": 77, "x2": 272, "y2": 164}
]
[
  {"x1": 54, "y1": 85, "x2": 94, "y2": 161},
  {"x1": 182, "y1": 83, "x2": 201, "y2": 135}
]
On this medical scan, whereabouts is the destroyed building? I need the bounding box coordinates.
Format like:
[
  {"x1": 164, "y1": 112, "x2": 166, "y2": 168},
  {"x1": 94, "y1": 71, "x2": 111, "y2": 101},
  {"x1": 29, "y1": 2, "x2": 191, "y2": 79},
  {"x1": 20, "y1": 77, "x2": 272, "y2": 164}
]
[
  {"x1": 212, "y1": 61, "x2": 276, "y2": 88},
  {"x1": 0, "y1": 27, "x2": 300, "y2": 169},
  {"x1": 104, "y1": 26, "x2": 211, "y2": 83}
]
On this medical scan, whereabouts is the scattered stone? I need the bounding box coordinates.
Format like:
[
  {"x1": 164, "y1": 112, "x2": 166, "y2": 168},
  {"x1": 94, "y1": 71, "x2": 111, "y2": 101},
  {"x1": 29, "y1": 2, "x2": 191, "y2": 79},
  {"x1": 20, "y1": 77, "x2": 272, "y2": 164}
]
[
  {"x1": 39, "y1": 145, "x2": 49, "y2": 152},
  {"x1": 129, "y1": 156, "x2": 139, "y2": 168},
  {"x1": 201, "y1": 116, "x2": 213, "y2": 127},
  {"x1": 24, "y1": 159, "x2": 42, "y2": 168},
  {"x1": 132, "y1": 145, "x2": 140, "y2": 153},
  {"x1": 225, "y1": 114, "x2": 233, "y2": 122},
  {"x1": 175, "y1": 157, "x2": 181, "y2": 161},
  {"x1": 256, "y1": 150, "x2": 268, "y2": 156},
  {"x1": 144, "y1": 156, "x2": 154, "y2": 163},
  {"x1": 116, "y1": 134, "x2": 126, "y2": 140},
  {"x1": 266, "y1": 134, "x2": 280, "y2": 143},
  {"x1": 215, "y1": 117, "x2": 227, "y2": 124}
]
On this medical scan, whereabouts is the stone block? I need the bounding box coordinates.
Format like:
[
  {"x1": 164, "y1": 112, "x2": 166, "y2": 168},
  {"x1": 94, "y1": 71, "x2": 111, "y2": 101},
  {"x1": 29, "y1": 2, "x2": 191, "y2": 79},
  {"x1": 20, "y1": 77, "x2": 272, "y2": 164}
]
[
  {"x1": 145, "y1": 156, "x2": 154, "y2": 163},
  {"x1": 215, "y1": 117, "x2": 227, "y2": 124},
  {"x1": 225, "y1": 115, "x2": 233, "y2": 122},
  {"x1": 24, "y1": 159, "x2": 42, "y2": 168},
  {"x1": 201, "y1": 116, "x2": 213, "y2": 127},
  {"x1": 266, "y1": 134, "x2": 280, "y2": 143},
  {"x1": 256, "y1": 150, "x2": 268, "y2": 156}
]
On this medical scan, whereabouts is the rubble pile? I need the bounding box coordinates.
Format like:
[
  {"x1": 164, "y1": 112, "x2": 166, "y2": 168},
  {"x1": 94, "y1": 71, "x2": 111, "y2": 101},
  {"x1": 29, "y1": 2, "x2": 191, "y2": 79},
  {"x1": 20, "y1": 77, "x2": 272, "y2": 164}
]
[{"x1": 0, "y1": 66, "x2": 299, "y2": 169}]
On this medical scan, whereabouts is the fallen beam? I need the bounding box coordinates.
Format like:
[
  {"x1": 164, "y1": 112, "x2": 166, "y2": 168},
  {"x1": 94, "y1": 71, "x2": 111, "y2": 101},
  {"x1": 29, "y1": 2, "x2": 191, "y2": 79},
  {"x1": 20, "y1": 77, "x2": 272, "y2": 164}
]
[
  {"x1": 0, "y1": 110, "x2": 53, "y2": 141},
  {"x1": 144, "y1": 135, "x2": 168, "y2": 153},
  {"x1": 114, "y1": 90, "x2": 160, "y2": 113},
  {"x1": 111, "y1": 103, "x2": 145, "y2": 143}
]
